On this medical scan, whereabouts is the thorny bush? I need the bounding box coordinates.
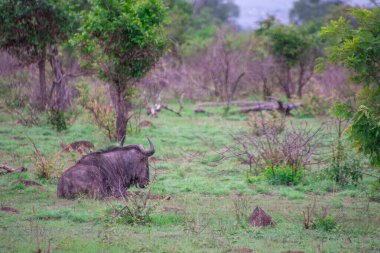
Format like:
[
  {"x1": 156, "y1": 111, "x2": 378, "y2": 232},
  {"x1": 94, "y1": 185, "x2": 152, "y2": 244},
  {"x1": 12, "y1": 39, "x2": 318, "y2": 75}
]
[{"x1": 222, "y1": 112, "x2": 323, "y2": 184}]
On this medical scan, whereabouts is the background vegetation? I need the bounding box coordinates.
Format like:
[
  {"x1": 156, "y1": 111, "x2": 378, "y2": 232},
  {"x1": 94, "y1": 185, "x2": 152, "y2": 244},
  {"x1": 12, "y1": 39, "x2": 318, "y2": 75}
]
[{"x1": 0, "y1": 0, "x2": 379, "y2": 252}]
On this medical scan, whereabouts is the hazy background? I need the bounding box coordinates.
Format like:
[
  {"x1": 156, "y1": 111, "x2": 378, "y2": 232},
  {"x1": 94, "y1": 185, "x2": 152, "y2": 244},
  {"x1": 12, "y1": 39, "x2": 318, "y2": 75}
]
[{"x1": 235, "y1": 0, "x2": 372, "y2": 28}]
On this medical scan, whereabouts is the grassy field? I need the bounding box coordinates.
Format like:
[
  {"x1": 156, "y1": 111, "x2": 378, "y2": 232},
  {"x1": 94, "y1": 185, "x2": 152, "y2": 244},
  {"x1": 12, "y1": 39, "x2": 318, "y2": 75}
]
[{"x1": 0, "y1": 104, "x2": 379, "y2": 253}]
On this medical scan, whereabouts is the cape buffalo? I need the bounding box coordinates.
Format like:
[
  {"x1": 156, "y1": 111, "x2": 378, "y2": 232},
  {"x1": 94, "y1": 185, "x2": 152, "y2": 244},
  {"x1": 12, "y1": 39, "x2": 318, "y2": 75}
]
[{"x1": 57, "y1": 138, "x2": 155, "y2": 199}]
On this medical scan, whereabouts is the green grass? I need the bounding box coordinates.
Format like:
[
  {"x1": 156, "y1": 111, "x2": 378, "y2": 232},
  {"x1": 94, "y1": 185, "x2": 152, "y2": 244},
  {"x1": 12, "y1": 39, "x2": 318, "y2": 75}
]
[{"x1": 0, "y1": 104, "x2": 379, "y2": 252}]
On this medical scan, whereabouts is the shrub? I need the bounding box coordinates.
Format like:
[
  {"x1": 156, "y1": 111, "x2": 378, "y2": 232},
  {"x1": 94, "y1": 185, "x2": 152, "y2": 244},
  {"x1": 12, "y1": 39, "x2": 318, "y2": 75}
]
[
  {"x1": 106, "y1": 181, "x2": 158, "y2": 226},
  {"x1": 226, "y1": 121, "x2": 322, "y2": 178},
  {"x1": 304, "y1": 205, "x2": 337, "y2": 231},
  {"x1": 47, "y1": 108, "x2": 67, "y2": 132},
  {"x1": 264, "y1": 166, "x2": 303, "y2": 185},
  {"x1": 312, "y1": 215, "x2": 337, "y2": 231},
  {"x1": 294, "y1": 92, "x2": 330, "y2": 118},
  {"x1": 12, "y1": 104, "x2": 40, "y2": 127},
  {"x1": 326, "y1": 154, "x2": 362, "y2": 186},
  {"x1": 247, "y1": 111, "x2": 285, "y2": 136},
  {"x1": 77, "y1": 82, "x2": 116, "y2": 141},
  {"x1": 28, "y1": 136, "x2": 65, "y2": 179}
]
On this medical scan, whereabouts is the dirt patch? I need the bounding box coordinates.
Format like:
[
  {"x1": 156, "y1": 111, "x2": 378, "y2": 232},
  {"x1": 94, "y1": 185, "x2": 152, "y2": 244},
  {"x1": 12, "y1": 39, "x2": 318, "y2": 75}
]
[
  {"x1": 0, "y1": 206, "x2": 20, "y2": 214},
  {"x1": 15, "y1": 179, "x2": 41, "y2": 186}
]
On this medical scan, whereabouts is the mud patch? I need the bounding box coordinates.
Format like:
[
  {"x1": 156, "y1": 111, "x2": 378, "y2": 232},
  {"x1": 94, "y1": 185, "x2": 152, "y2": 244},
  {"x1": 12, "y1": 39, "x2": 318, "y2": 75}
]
[
  {"x1": 14, "y1": 179, "x2": 46, "y2": 192},
  {"x1": 0, "y1": 206, "x2": 20, "y2": 214}
]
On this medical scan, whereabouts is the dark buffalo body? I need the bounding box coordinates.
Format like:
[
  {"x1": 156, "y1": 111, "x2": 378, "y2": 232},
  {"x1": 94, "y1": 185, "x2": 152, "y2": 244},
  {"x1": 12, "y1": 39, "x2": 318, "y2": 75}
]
[{"x1": 57, "y1": 138, "x2": 155, "y2": 199}]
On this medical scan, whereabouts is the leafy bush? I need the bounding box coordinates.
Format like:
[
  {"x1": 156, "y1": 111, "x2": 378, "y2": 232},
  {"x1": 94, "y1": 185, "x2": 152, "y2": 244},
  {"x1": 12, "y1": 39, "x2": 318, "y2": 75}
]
[
  {"x1": 264, "y1": 166, "x2": 303, "y2": 185},
  {"x1": 349, "y1": 104, "x2": 380, "y2": 167},
  {"x1": 28, "y1": 136, "x2": 65, "y2": 179},
  {"x1": 294, "y1": 92, "x2": 330, "y2": 117},
  {"x1": 312, "y1": 215, "x2": 337, "y2": 231},
  {"x1": 369, "y1": 180, "x2": 380, "y2": 202},
  {"x1": 326, "y1": 102, "x2": 364, "y2": 185},
  {"x1": 47, "y1": 108, "x2": 67, "y2": 132},
  {"x1": 107, "y1": 182, "x2": 158, "y2": 226},
  {"x1": 326, "y1": 154, "x2": 362, "y2": 186},
  {"x1": 228, "y1": 120, "x2": 322, "y2": 178}
]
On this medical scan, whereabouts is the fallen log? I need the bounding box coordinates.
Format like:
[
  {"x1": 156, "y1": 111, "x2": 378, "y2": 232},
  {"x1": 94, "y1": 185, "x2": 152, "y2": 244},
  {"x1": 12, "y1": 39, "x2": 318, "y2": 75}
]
[
  {"x1": 0, "y1": 164, "x2": 27, "y2": 175},
  {"x1": 194, "y1": 108, "x2": 214, "y2": 115},
  {"x1": 147, "y1": 94, "x2": 184, "y2": 117},
  {"x1": 232, "y1": 102, "x2": 303, "y2": 115},
  {"x1": 196, "y1": 101, "x2": 264, "y2": 108}
]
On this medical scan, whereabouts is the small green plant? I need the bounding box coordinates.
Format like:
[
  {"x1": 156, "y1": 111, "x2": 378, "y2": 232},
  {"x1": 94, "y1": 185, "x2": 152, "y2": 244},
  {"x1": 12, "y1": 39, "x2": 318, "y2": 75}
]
[
  {"x1": 28, "y1": 136, "x2": 65, "y2": 179},
  {"x1": 232, "y1": 195, "x2": 250, "y2": 229},
  {"x1": 326, "y1": 154, "x2": 362, "y2": 186},
  {"x1": 304, "y1": 203, "x2": 337, "y2": 231},
  {"x1": 47, "y1": 108, "x2": 67, "y2": 132},
  {"x1": 107, "y1": 181, "x2": 158, "y2": 226},
  {"x1": 294, "y1": 92, "x2": 330, "y2": 118},
  {"x1": 264, "y1": 166, "x2": 303, "y2": 185},
  {"x1": 369, "y1": 180, "x2": 380, "y2": 202},
  {"x1": 312, "y1": 215, "x2": 337, "y2": 231},
  {"x1": 327, "y1": 102, "x2": 363, "y2": 186}
]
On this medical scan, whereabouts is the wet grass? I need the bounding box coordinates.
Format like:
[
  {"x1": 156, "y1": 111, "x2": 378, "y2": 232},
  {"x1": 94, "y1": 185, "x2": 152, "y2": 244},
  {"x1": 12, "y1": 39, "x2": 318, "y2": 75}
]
[{"x1": 0, "y1": 104, "x2": 379, "y2": 252}]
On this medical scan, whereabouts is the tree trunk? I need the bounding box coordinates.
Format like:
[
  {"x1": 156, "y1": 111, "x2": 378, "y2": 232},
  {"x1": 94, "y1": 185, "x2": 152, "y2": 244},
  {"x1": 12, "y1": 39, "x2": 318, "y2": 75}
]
[
  {"x1": 263, "y1": 78, "x2": 272, "y2": 99},
  {"x1": 110, "y1": 86, "x2": 131, "y2": 142},
  {"x1": 36, "y1": 48, "x2": 47, "y2": 110},
  {"x1": 49, "y1": 46, "x2": 70, "y2": 111},
  {"x1": 297, "y1": 84, "x2": 304, "y2": 98},
  {"x1": 283, "y1": 68, "x2": 292, "y2": 99}
]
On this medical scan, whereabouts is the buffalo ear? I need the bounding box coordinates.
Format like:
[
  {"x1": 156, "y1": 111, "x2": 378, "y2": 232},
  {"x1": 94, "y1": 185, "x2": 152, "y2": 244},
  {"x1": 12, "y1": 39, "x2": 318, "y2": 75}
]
[{"x1": 120, "y1": 136, "x2": 126, "y2": 147}]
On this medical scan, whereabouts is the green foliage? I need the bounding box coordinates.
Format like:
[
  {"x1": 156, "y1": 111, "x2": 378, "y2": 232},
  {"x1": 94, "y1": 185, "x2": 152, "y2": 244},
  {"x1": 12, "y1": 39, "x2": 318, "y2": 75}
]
[
  {"x1": 330, "y1": 101, "x2": 354, "y2": 120},
  {"x1": 166, "y1": 0, "x2": 239, "y2": 56},
  {"x1": 290, "y1": 0, "x2": 344, "y2": 25},
  {"x1": 0, "y1": 0, "x2": 75, "y2": 64},
  {"x1": 294, "y1": 92, "x2": 331, "y2": 118},
  {"x1": 321, "y1": 8, "x2": 380, "y2": 167},
  {"x1": 320, "y1": 8, "x2": 380, "y2": 86},
  {"x1": 349, "y1": 104, "x2": 380, "y2": 166},
  {"x1": 326, "y1": 151, "x2": 363, "y2": 186},
  {"x1": 197, "y1": 0, "x2": 239, "y2": 23},
  {"x1": 77, "y1": 0, "x2": 168, "y2": 90},
  {"x1": 265, "y1": 25, "x2": 310, "y2": 67},
  {"x1": 264, "y1": 166, "x2": 303, "y2": 185},
  {"x1": 47, "y1": 109, "x2": 67, "y2": 132},
  {"x1": 312, "y1": 215, "x2": 337, "y2": 231}
]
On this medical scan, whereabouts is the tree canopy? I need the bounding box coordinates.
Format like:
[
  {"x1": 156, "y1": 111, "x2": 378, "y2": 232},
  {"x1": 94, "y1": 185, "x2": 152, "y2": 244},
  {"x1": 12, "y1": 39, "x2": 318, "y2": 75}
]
[
  {"x1": 0, "y1": 0, "x2": 75, "y2": 109},
  {"x1": 290, "y1": 0, "x2": 344, "y2": 25},
  {"x1": 77, "y1": 0, "x2": 168, "y2": 140},
  {"x1": 0, "y1": 0, "x2": 74, "y2": 64}
]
